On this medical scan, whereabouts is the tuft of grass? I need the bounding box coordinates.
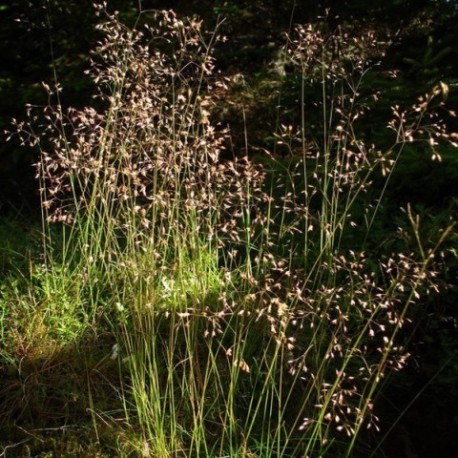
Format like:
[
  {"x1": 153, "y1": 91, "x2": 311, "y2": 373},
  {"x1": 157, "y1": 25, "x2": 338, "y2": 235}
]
[{"x1": 3, "y1": 3, "x2": 457, "y2": 457}]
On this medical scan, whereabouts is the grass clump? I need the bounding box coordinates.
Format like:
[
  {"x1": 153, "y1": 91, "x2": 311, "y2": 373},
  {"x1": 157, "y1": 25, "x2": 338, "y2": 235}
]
[{"x1": 2, "y1": 4, "x2": 456, "y2": 457}]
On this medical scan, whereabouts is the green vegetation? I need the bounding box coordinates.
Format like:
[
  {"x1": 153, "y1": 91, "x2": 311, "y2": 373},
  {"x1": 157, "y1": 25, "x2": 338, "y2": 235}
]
[{"x1": 1, "y1": 3, "x2": 457, "y2": 457}]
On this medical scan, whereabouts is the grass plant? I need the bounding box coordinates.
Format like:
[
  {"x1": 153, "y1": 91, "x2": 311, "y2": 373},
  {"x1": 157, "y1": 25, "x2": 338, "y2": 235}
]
[{"x1": 2, "y1": 4, "x2": 456, "y2": 457}]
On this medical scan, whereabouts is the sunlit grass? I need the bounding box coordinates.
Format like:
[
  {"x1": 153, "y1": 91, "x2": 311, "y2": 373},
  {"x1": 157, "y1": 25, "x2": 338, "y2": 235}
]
[{"x1": 1, "y1": 4, "x2": 456, "y2": 457}]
